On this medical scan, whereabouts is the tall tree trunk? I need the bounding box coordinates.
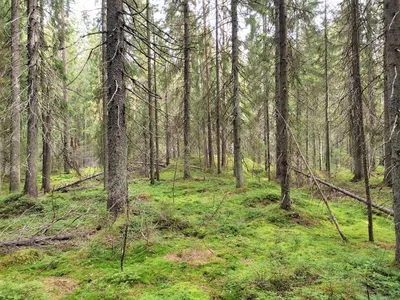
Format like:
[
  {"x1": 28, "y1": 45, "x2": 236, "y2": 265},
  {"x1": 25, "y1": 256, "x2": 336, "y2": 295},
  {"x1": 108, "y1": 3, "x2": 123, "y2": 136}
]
[
  {"x1": 10, "y1": 0, "x2": 21, "y2": 192},
  {"x1": 386, "y1": 0, "x2": 400, "y2": 262},
  {"x1": 24, "y1": 0, "x2": 39, "y2": 198},
  {"x1": 165, "y1": 89, "x2": 170, "y2": 166},
  {"x1": 275, "y1": 0, "x2": 282, "y2": 180},
  {"x1": 231, "y1": 0, "x2": 243, "y2": 188},
  {"x1": 147, "y1": 2, "x2": 155, "y2": 184},
  {"x1": 263, "y1": 15, "x2": 271, "y2": 181},
  {"x1": 324, "y1": 0, "x2": 330, "y2": 176},
  {"x1": 384, "y1": 0, "x2": 395, "y2": 186},
  {"x1": 102, "y1": 0, "x2": 108, "y2": 189},
  {"x1": 221, "y1": 13, "x2": 227, "y2": 168},
  {"x1": 278, "y1": 0, "x2": 291, "y2": 209},
  {"x1": 183, "y1": 0, "x2": 191, "y2": 179},
  {"x1": 61, "y1": 0, "x2": 70, "y2": 174},
  {"x1": 154, "y1": 48, "x2": 160, "y2": 181},
  {"x1": 42, "y1": 103, "x2": 51, "y2": 194},
  {"x1": 202, "y1": 0, "x2": 214, "y2": 169},
  {"x1": 350, "y1": 0, "x2": 373, "y2": 241},
  {"x1": 107, "y1": 0, "x2": 127, "y2": 215},
  {"x1": 215, "y1": 0, "x2": 221, "y2": 174}
]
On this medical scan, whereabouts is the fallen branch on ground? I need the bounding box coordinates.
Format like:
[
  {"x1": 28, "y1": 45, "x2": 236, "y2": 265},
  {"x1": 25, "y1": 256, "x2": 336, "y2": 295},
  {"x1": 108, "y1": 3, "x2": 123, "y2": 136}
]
[
  {"x1": 52, "y1": 172, "x2": 103, "y2": 192},
  {"x1": 293, "y1": 168, "x2": 393, "y2": 216}
]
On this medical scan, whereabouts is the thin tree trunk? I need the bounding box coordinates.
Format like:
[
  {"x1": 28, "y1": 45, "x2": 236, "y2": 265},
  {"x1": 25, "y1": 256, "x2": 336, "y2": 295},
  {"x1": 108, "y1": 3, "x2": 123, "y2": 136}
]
[
  {"x1": 102, "y1": 0, "x2": 108, "y2": 189},
  {"x1": 278, "y1": 0, "x2": 291, "y2": 209},
  {"x1": 262, "y1": 15, "x2": 271, "y2": 181},
  {"x1": 165, "y1": 89, "x2": 170, "y2": 166},
  {"x1": 107, "y1": 0, "x2": 127, "y2": 215},
  {"x1": 324, "y1": 0, "x2": 330, "y2": 176},
  {"x1": 24, "y1": 0, "x2": 39, "y2": 198},
  {"x1": 61, "y1": 0, "x2": 70, "y2": 174},
  {"x1": 386, "y1": 0, "x2": 400, "y2": 262},
  {"x1": 215, "y1": 0, "x2": 221, "y2": 174},
  {"x1": 10, "y1": 0, "x2": 21, "y2": 192},
  {"x1": 183, "y1": 0, "x2": 191, "y2": 179},
  {"x1": 350, "y1": 0, "x2": 373, "y2": 241},
  {"x1": 275, "y1": 0, "x2": 281, "y2": 180},
  {"x1": 42, "y1": 104, "x2": 51, "y2": 194},
  {"x1": 231, "y1": 0, "x2": 243, "y2": 188},
  {"x1": 147, "y1": 2, "x2": 155, "y2": 184},
  {"x1": 154, "y1": 48, "x2": 160, "y2": 181}
]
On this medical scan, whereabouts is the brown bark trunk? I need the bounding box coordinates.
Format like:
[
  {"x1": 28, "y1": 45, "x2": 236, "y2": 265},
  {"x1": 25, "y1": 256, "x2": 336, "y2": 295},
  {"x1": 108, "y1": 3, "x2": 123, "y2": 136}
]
[
  {"x1": 386, "y1": 0, "x2": 400, "y2": 262},
  {"x1": 147, "y1": 2, "x2": 155, "y2": 185},
  {"x1": 263, "y1": 15, "x2": 271, "y2": 181},
  {"x1": 106, "y1": 0, "x2": 127, "y2": 215},
  {"x1": 215, "y1": 0, "x2": 221, "y2": 174},
  {"x1": 102, "y1": 0, "x2": 108, "y2": 189},
  {"x1": 231, "y1": 0, "x2": 243, "y2": 188},
  {"x1": 275, "y1": 0, "x2": 281, "y2": 180},
  {"x1": 278, "y1": 0, "x2": 290, "y2": 209},
  {"x1": 42, "y1": 106, "x2": 52, "y2": 194},
  {"x1": 10, "y1": 0, "x2": 21, "y2": 192},
  {"x1": 24, "y1": 0, "x2": 39, "y2": 198},
  {"x1": 154, "y1": 48, "x2": 160, "y2": 181},
  {"x1": 165, "y1": 89, "x2": 170, "y2": 166},
  {"x1": 324, "y1": 0, "x2": 330, "y2": 175},
  {"x1": 183, "y1": 0, "x2": 191, "y2": 179}
]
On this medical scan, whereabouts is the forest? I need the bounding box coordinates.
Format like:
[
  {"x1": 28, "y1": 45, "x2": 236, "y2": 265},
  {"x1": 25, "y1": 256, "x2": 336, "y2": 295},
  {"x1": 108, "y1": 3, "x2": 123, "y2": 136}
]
[{"x1": 0, "y1": 0, "x2": 400, "y2": 298}]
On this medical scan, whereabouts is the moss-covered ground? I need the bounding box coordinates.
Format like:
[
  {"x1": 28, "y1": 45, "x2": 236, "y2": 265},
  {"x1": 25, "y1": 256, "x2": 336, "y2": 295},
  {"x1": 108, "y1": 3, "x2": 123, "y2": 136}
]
[{"x1": 0, "y1": 163, "x2": 399, "y2": 299}]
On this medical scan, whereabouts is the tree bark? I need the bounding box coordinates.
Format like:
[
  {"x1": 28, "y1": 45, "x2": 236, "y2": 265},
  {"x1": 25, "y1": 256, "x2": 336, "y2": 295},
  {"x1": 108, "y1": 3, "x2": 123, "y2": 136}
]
[
  {"x1": 275, "y1": 0, "x2": 282, "y2": 180},
  {"x1": 215, "y1": 0, "x2": 221, "y2": 174},
  {"x1": 231, "y1": 0, "x2": 243, "y2": 188},
  {"x1": 107, "y1": 0, "x2": 127, "y2": 215},
  {"x1": 263, "y1": 15, "x2": 271, "y2": 181},
  {"x1": 61, "y1": 0, "x2": 70, "y2": 174},
  {"x1": 102, "y1": 0, "x2": 108, "y2": 189},
  {"x1": 183, "y1": 0, "x2": 191, "y2": 179},
  {"x1": 24, "y1": 0, "x2": 39, "y2": 198},
  {"x1": 10, "y1": 0, "x2": 21, "y2": 193},
  {"x1": 386, "y1": 0, "x2": 400, "y2": 263},
  {"x1": 165, "y1": 89, "x2": 170, "y2": 166},
  {"x1": 350, "y1": 0, "x2": 373, "y2": 241},
  {"x1": 154, "y1": 47, "x2": 160, "y2": 181},
  {"x1": 147, "y1": 2, "x2": 155, "y2": 185},
  {"x1": 278, "y1": 0, "x2": 290, "y2": 209},
  {"x1": 324, "y1": 0, "x2": 330, "y2": 176},
  {"x1": 42, "y1": 106, "x2": 52, "y2": 194}
]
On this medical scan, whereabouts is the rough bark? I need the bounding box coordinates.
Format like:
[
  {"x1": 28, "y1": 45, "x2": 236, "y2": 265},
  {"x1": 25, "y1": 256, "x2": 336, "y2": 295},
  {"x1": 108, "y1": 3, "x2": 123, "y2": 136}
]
[
  {"x1": 183, "y1": 0, "x2": 191, "y2": 179},
  {"x1": 231, "y1": 0, "x2": 243, "y2": 188},
  {"x1": 350, "y1": 0, "x2": 373, "y2": 241},
  {"x1": 165, "y1": 90, "x2": 170, "y2": 166},
  {"x1": 24, "y1": 0, "x2": 39, "y2": 198},
  {"x1": 10, "y1": 0, "x2": 21, "y2": 192},
  {"x1": 154, "y1": 48, "x2": 160, "y2": 181},
  {"x1": 102, "y1": 0, "x2": 108, "y2": 189},
  {"x1": 107, "y1": 0, "x2": 127, "y2": 215},
  {"x1": 263, "y1": 15, "x2": 271, "y2": 181},
  {"x1": 147, "y1": 2, "x2": 155, "y2": 184},
  {"x1": 41, "y1": 92, "x2": 52, "y2": 194},
  {"x1": 215, "y1": 0, "x2": 221, "y2": 174},
  {"x1": 324, "y1": 0, "x2": 330, "y2": 175},
  {"x1": 278, "y1": 0, "x2": 290, "y2": 209},
  {"x1": 386, "y1": 0, "x2": 400, "y2": 262},
  {"x1": 61, "y1": 0, "x2": 70, "y2": 174},
  {"x1": 275, "y1": 0, "x2": 282, "y2": 180}
]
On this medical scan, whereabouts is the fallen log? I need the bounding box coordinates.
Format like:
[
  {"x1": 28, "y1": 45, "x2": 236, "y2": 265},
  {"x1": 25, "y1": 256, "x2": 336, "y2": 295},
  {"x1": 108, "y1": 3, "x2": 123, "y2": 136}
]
[
  {"x1": 52, "y1": 172, "x2": 103, "y2": 192},
  {"x1": 0, "y1": 233, "x2": 79, "y2": 247},
  {"x1": 293, "y1": 168, "x2": 394, "y2": 216}
]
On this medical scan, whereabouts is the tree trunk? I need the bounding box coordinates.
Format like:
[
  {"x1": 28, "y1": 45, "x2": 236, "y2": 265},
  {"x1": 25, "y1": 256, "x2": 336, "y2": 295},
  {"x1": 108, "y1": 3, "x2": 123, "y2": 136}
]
[
  {"x1": 147, "y1": 2, "x2": 155, "y2": 185},
  {"x1": 165, "y1": 90, "x2": 170, "y2": 166},
  {"x1": 42, "y1": 104, "x2": 52, "y2": 194},
  {"x1": 350, "y1": 0, "x2": 373, "y2": 241},
  {"x1": 183, "y1": 0, "x2": 191, "y2": 179},
  {"x1": 107, "y1": 0, "x2": 127, "y2": 215},
  {"x1": 324, "y1": 0, "x2": 330, "y2": 176},
  {"x1": 275, "y1": 0, "x2": 282, "y2": 180},
  {"x1": 386, "y1": 0, "x2": 400, "y2": 262},
  {"x1": 231, "y1": 0, "x2": 243, "y2": 188},
  {"x1": 154, "y1": 48, "x2": 160, "y2": 181},
  {"x1": 263, "y1": 15, "x2": 271, "y2": 181},
  {"x1": 278, "y1": 0, "x2": 290, "y2": 209},
  {"x1": 61, "y1": 0, "x2": 70, "y2": 174},
  {"x1": 24, "y1": 0, "x2": 39, "y2": 198},
  {"x1": 215, "y1": 0, "x2": 221, "y2": 174},
  {"x1": 10, "y1": 0, "x2": 21, "y2": 192},
  {"x1": 102, "y1": 0, "x2": 108, "y2": 189}
]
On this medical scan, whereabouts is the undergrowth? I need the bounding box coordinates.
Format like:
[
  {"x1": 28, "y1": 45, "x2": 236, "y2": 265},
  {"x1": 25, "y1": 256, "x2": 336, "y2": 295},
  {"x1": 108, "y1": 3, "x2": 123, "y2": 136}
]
[{"x1": 0, "y1": 162, "x2": 399, "y2": 299}]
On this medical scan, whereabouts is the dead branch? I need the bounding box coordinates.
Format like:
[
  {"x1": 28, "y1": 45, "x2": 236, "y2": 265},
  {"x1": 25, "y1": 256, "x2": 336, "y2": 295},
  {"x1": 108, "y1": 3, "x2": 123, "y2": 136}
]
[{"x1": 52, "y1": 172, "x2": 103, "y2": 193}]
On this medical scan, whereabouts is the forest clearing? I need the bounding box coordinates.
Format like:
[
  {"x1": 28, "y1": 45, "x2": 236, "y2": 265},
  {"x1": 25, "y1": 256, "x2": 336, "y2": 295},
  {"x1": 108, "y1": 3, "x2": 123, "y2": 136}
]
[{"x1": 1, "y1": 0, "x2": 400, "y2": 298}]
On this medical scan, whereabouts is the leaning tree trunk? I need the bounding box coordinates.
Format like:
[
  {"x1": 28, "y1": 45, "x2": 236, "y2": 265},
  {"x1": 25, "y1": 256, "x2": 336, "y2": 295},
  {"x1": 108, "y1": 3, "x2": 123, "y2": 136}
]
[
  {"x1": 278, "y1": 0, "x2": 291, "y2": 210},
  {"x1": 24, "y1": 0, "x2": 39, "y2": 198},
  {"x1": 106, "y1": 0, "x2": 127, "y2": 215},
  {"x1": 386, "y1": 0, "x2": 400, "y2": 263},
  {"x1": 10, "y1": 0, "x2": 21, "y2": 192},
  {"x1": 61, "y1": 0, "x2": 70, "y2": 174},
  {"x1": 231, "y1": 0, "x2": 243, "y2": 188},
  {"x1": 183, "y1": 0, "x2": 191, "y2": 179}
]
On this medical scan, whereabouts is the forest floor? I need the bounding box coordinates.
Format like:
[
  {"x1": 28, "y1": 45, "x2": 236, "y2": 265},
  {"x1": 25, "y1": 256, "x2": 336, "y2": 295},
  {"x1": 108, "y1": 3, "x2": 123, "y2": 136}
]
[{"x1": 0, "y1": 162, "x2": 399, "y2": 299}]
